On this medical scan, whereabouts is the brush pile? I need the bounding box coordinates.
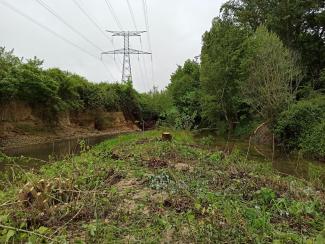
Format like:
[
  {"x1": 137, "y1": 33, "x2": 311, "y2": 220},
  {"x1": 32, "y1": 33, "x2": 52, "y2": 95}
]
[{"x1": 19, "y1": 178, "x2": 76, "y2": 214}]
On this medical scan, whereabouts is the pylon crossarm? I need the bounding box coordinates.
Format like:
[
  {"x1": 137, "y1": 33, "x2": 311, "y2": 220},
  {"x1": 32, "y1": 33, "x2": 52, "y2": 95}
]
[
  {"x1": 128, "y1": 49, "x2": 151, "y2": 54},
  {"x1": 106, "y1": 31, "x2": 146, "y2": 36},
  {"x1": 101, "y1": 49, "x2": 124, "y2": 55},
  {"x1": 102, "y1": 30, "x2": 151, "y2": 82},
  {"x1": 102, "y1": 49, "x2": 151, "y2": 55}
]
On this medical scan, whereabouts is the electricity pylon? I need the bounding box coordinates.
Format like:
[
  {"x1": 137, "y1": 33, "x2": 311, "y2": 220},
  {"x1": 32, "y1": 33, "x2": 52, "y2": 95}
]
[{"x1": 102, "y1": 31, "x2": 151, "y2": 82}]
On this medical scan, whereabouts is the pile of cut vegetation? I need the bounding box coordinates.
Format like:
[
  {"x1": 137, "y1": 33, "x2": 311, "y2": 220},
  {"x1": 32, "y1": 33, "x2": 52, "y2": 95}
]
[{"x1": 0, "y1": 131, "x2": 324, "y2": 243}]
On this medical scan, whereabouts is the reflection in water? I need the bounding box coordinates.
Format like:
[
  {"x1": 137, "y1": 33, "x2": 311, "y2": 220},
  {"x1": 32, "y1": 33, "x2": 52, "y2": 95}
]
[
  {"x1": 0, "y1": 134, "x2": 119, "y2": 172},
  {"x1": 272, "y1": 155, "x2": 309, "y2": 179},
  {"x1": 194, "y1": 132, "x2": 324, "y2": 183}
]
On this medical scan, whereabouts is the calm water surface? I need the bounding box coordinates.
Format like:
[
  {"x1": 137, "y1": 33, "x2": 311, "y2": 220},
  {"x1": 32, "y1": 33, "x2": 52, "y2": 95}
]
[
  {"x1": 0, "y1": 133, "x2": 121, "y2": 172},
  {"x1": 194, "y1": 132, "x2": 325, "y2": 184}
]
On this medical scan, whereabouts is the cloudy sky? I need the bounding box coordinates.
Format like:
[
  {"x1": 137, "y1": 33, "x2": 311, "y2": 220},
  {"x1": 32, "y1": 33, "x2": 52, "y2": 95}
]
[{"x1": 0, "y1": 0, "x2": 224, "y2": 92}]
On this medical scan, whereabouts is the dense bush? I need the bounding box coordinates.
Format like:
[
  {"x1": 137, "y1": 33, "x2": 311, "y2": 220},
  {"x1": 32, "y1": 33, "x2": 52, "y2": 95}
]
[
  {"x1": 143, "y1": 60, "x2": 202, "y2": 130},
  {"x1": 301, "y1": 121, "x2": 325, "y2": 160},
  {"x1": 139, "y1": 88, "x2": 173, "y2": 122},
  {"x1": 0, "y1": 47, "x2": 142, "y2": 123},
  {"x1": 274, "y1": 96, "x2": 325, "y2": 155}
]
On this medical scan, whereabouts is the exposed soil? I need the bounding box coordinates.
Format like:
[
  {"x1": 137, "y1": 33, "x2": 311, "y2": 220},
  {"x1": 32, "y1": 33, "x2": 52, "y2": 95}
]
[{"x1": 0, "y1": 101, "x2": 140, "y2": 150}]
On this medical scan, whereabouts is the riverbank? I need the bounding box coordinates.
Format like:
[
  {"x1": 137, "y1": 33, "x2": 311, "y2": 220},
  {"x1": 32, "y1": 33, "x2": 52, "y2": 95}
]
[
  {"x1": 0, "y1": 125, "x2": 139, "y2": 151},
  {"x1": 0, "y1": 102, "x2": 140, "y2": 150},
  {"x1": 0, "y1": 130, "x2": 324, "y2": 243}
]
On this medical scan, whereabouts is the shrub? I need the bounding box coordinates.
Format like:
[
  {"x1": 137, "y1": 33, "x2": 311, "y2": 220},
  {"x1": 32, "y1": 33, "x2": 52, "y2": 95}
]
[
  {"x1": 274, "y1": 96, "x2": 325, "y2": 150},
  {"x1": 139, "y1": 89, "x2": 173, "y2": 123},
  {"x1": 200, "y1": 135, "x2": 215, "y2": 147},
  {"x1": 255, "y1": 188, "x2": 276, "y2": 205},
  {"x1": 209, "y1": 152, "x2": 223, "y2": 164},
  {"x1": 301, "y1": 121, "x2": 325, "y2": 160},
  {"x1": 0, "y1": 47, "x2": 143, "y2": 123}
]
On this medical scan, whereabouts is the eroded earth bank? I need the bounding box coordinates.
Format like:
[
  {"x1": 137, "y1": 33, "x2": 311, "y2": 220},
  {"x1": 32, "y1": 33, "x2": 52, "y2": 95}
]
[{"x1": 0, "y1": 101, "x2": 140, "y2": 149}]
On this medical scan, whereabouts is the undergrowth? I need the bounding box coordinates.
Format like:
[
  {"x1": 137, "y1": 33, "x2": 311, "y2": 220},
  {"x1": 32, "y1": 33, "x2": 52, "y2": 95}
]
[{"x1": 0, "y1": 130, "x2": 324, "y2": 243}]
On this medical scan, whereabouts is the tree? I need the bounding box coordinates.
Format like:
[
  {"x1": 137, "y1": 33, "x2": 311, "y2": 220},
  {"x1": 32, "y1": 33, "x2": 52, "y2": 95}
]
[
  {"x1": 200, "y1": 19, "x2": 249, "y2": 131},
  {"x1": 139, "y1": 87, "x2": 173, "y2": 123},
  {"x1": 167, "y1": 59, "x2": 201, "y2": 128},
  {"x1": 240, "y1": 26, "x2": 302, "y2": 121},
  {"x1": 221, "y1": 0, "x2": 325, "y2": 89},
  {"x1": 0, "y1": 48, "x2": 21, "y2": 102}
]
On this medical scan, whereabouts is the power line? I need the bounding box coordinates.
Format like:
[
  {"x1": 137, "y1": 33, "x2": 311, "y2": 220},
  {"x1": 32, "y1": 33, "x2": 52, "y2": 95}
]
[
  {"x1": 142, "y1": 0, "x2": 152, "y2": 51},
  {"x1": 71, "y1": 0, "x2": 121, "y2": 76},
  {"x1": 126, "y1": 0, "x2": 137, "y2": 31},
  {"x1": 36, "y1": 0, "x2": 120, "y2": 76},
  {"x1": 34, "y1": 0, "x2": 103, "y2": 52},
  {"x1": 103, "y1": 0, "x2": 123, "y2": 30},
  {"x1": 142, "y1": 0, "x2": 155, "y2": 87},
  {"x1": 0, "y1": 0, "x2": 115, "y2": 81},
  {"x1": 71, "y1": 0, "x2": 112, "y2": 43}
]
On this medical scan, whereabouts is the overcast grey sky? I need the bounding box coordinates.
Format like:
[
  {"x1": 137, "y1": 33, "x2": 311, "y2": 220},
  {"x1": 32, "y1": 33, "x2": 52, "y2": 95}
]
[{"x1": 0, "y1": 0, "x2": 224, "y2": 92}]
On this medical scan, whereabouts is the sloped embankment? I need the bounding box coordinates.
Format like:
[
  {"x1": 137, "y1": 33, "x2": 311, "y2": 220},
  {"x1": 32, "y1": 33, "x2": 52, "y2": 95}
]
[{"x1": 0, "y1": 101, "x2": 139, "y2": 148}]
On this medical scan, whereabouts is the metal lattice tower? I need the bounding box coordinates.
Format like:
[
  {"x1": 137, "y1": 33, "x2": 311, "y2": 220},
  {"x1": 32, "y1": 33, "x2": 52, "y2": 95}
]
[{"x1": 102, "y1": 31, "x2": 151, "y2": 82}]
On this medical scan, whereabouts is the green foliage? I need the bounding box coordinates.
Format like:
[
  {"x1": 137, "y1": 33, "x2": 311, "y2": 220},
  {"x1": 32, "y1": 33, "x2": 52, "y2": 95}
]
[
  {"x1": 165, "y1": 60, "x2": 201, "y2": 129},
  {"x1": 149, "y1": 172, "x2": 172, "y2": 190},
  {"x1": 233, "y1": 119, "x2": 262, "y2": 138},
  {"x1": 139, "y1": 87, "x2": 173, "y2": 122},
  {"x1": 159, "y1": 108, "x2": 198, "y2": 130},
  {"x1": 255, "y1": 188, "x2": 276, "y2": 205},
  {"x1": 46, "y1": 68, "x2": 84, "y2": 110},
  {"x1": 200, "y1": 19, "x2": 249, "y2": 130},
  {"x1": 301, "y1": 121, "x2": 325, "y2": 159},
  {"x1": 244, "y1": 207, "x2": 271, "y2": 232},
  {"x1": 114, "y1": 81, "x2": 141, "y2": 119},
  {"x1": 200, "y1": 135, "x2": 215, "y2": 147},
  {"x1": 319, "y1": 68, "x2": 325, "y2": 91},
  {"x1": 169, "y1": 60, "x2": 200, "y2": 114},
  {"x1": 221, "y1": 0, "x2": 325, "y2": 90},
  {"x1": 209, "y1": 151, "x2": 223, "y2": 164},
  {"x1": 274, "y1": 95, "x2": 325, "y2": 152},
  {"x1": 240, "y1": 26, "x2": 301, "y2": 121},
  {"x1": 0, "y1": 47, "x2": 20, "y2": 84},
  {"x1": 0, "y1": 47, "x2": 142, "y2": 123},
  {"x1": 173, "y1": 111, "x2": 198, "y2": 130}
]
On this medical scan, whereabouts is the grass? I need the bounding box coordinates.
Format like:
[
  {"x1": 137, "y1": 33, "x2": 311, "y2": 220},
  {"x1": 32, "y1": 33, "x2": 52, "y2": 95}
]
[{"x1": 0, "y1": 130, "x2": 324, "y2": 243}]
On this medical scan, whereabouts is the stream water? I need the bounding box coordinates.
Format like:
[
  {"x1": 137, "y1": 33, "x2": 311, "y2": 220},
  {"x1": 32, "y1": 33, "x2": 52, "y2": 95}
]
[
  {"x1": 0, "y1": 132, "x2": 324, "y2": 184},
  {"x1": 0, "y1": 133, "x2": 121, "y2": 172},
  {"x1": 193, "y1": 132, "x2": 325, "y2": 184}
]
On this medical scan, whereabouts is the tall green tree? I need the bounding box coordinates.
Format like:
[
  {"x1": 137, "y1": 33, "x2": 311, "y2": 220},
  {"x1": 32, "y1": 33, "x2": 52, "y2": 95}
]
[
  {"x1": 221, "y1": 0, "x2": 325, "y2": 89},
  {"x1": 240, "y1": 26, "x2": 302, "y2": 121},
  {"x1": 200, "y1": 19, "x2": 249, "y2": 131},
  {"x1": 167, "y1": 59, "x2": 201, "y2": 128}
]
